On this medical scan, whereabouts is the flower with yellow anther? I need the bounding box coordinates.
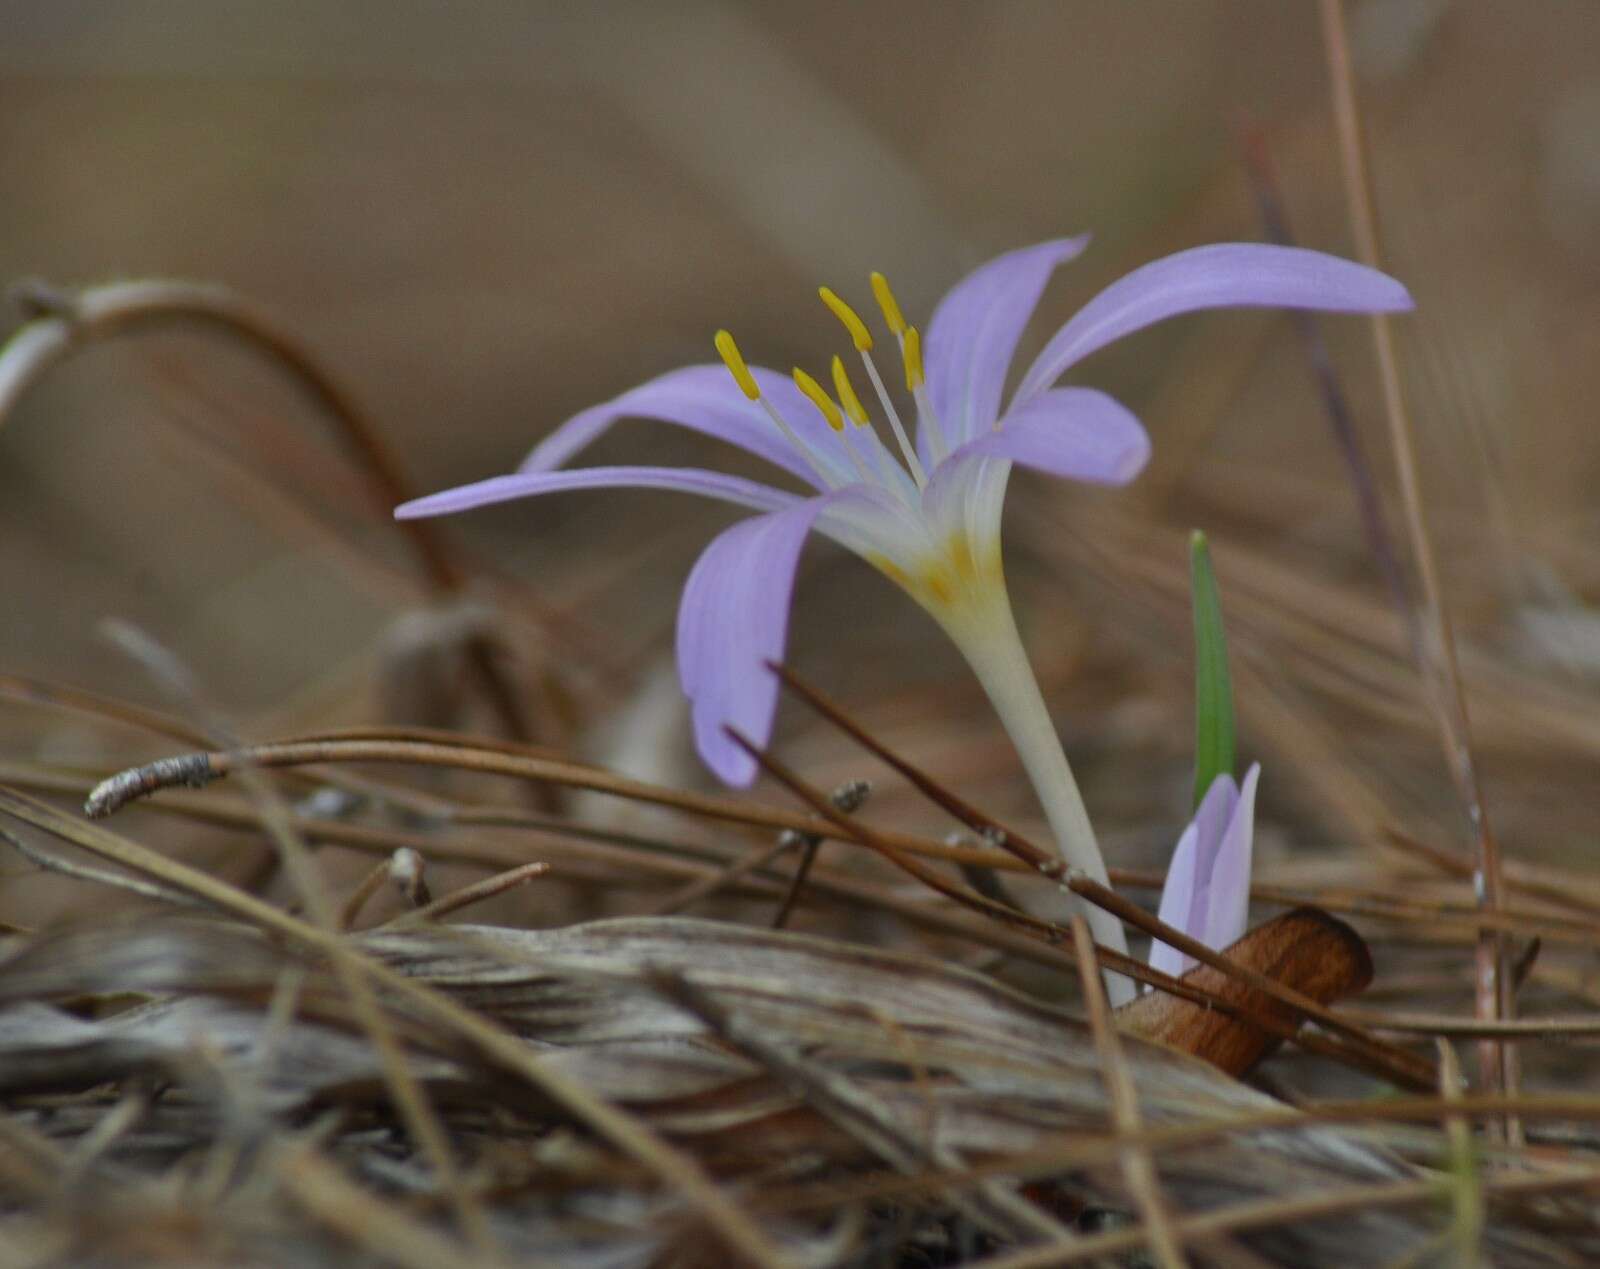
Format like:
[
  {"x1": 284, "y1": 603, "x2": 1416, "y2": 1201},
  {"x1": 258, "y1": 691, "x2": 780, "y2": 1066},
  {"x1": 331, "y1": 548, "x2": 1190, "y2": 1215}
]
[{"x1": 400, "y1": 234, "x2": 1414, "y2": 1004}]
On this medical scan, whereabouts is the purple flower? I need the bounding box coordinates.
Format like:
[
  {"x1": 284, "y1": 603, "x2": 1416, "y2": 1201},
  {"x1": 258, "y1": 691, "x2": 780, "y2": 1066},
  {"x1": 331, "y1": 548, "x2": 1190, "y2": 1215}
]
[
  {"x1": 397, "y1": 240, "x2": 1410, "y2": 788},
  {"x1": 1149, "y1": 763, "x2": 1262, "y2": 979}
]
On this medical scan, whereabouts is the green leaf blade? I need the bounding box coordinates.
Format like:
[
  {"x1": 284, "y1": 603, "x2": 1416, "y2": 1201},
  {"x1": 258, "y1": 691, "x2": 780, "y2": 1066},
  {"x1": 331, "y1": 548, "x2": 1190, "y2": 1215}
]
[{"x1": 1190, "y1": 530, "x2": 1236, "y2": 807}]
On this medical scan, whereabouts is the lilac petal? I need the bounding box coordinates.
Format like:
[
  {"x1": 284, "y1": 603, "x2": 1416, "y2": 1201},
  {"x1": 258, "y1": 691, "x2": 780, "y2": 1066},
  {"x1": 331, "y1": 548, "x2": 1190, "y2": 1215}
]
[
  {"x1": 676, "y1": 491, "x2": 876, "y2": 786},
  {"x1": 1150, "y1": 820, "x2": 1200, "y2": 979},
  {"x1": 919, "y1": 388, "x2": 1147, "y2": 549},
  {"x1": 1202, "y1": 762, "x2": 1259, "y2": 954},
  {"x1": 1181, "y1": 772, "x2": 1239, "y2": 947},
  {"x1": 1150, "y1": 771, "x2": 1240, "y2": 978},
  {"x1": 1013, "y1": 244, "x2": 1414, "y2": 407},
  {"x1": 518, "y1": 364, "x2": 849, "y2": 490},
  {"x1": 931, "y1": 388, "x2": 1151, "y2": 497},
  {"x1": 924, "y1": 236, "x2": 1090, "y2": 456},
  {"x1": 395, "y1": 465, "x2": 800, "y2": 520}
]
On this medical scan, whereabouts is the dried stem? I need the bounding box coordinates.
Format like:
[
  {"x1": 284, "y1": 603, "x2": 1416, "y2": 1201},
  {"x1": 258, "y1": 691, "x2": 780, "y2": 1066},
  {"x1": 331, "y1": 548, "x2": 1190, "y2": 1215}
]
[
  {"x1": 97, "y1": 620, "x2": 497, "y2": 1256},
  {"x1": 1239, "y1": 122, "x2": 1418, "y2": 655},
  {"x1": 0, "y1": 278, "x2": 543, "y2": 776},
  {"x1": 384, "y1": 861, "x2": 550, "y2": 927},
  {"x1": 83, "y1": 736, "x2": 1013, "y2": 871},
  {"x1": 1318, "y1": 0, "x2": 1513, "y2": 1110},
  {"x1": 1069, "y1": 916, "x2": 1190, "y2": 1269}
]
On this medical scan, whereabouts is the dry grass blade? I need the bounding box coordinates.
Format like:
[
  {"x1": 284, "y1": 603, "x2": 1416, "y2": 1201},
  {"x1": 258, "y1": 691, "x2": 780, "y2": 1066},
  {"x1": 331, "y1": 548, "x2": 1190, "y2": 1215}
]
[
  {"x1": 972, "y1": 1168, "x2": 1597, "y2": 1269},
  {"x1": 648, "y1": 834, "x2": 798, "y2": 916},
  {"x1": 648, "y1": 970, "x2": 1076, "y2": 1249},
  {"x1": 0, "y1": 784, "x2": 796, "y2": 1269},
  {"x1": 0, "y1": 672, "x2": 216, "y2": 749},
  {"x1": 1318, "y1": 0, "x2": 1513, "y2": 1106},
  {"x1": 99, "y1": 620, "x2": 499, "y2": 1261},
  {"x1": 12, "y1": 907, "x2": 1584, "y2": 1262},
  {"x1": 340, "y1": 851, "x2": 411, "y2": 929},
  {"x1": 276, "y1": 1144, "x2": 522, "y2": 1269},
  {"x1": 1435, "y1": 1041, "x2": 1486, "y2": 1267},
  {"x1": 1, "y1": 824, "x2": 202, "y2": 911},
  {"x1": 385, "y1": 861, "x2": 550, "y2": 927},
  {"x1": 1069, "y1": 916, "x2": 1189, "y2": 1268}
]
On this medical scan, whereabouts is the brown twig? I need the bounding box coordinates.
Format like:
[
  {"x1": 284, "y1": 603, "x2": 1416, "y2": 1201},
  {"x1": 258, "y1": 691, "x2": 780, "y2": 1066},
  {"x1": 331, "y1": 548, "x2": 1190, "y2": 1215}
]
[
  {"x1": 723, "y1": 726, "x2": 1435, "y2": 1092},
  {"x1": 340, "y1": 854, "x2": 407, "y2": 930},
  {"x1": 1069, "y1": 916, "x2": 1189, "y2": 1269},
  {"x1": 772, "y1": 836, "x2": 821, "y2": 930},
  {"x1": 385, "y1": 861, "x2": 551, "y2": 927},
  {"x1": 1238, "y1": 120, "x2": 1419, "y2": 658},
  {"x1": 82, "y1": 736, "x2": 1014, "y2": 872},
  {"x1": 1318, "y1": 0, "x2": 1513, "y2": 1110},
  {"x1": 649, "y1": 835, "x2": 800, "y2": 917},
  {"x1": 276, "y1": 1143, "x2": 513, "y2": 1269},
  {"x1": 768, "y1": 664, "x2": 1434, "y2": 1087}
]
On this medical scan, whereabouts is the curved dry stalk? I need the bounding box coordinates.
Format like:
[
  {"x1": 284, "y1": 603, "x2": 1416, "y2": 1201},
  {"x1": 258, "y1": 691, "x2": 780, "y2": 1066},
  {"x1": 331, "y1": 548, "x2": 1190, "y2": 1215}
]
[
  {"x1": 0, "y1": 278, "x2": 541, "y2": 766},
  {"x1": 1318, "y1": 0, "x2": 1512, "y2": 1105},
  {"x1": 0, "y1": 280, "x2": 450, "y2": 587}
]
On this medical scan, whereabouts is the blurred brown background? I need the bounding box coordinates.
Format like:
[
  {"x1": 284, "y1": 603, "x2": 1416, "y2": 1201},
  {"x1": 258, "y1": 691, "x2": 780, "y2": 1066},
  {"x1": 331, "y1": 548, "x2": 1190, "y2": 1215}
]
[{"x1": 2, "y1": 1, "x2": 1599, "y2": 969}]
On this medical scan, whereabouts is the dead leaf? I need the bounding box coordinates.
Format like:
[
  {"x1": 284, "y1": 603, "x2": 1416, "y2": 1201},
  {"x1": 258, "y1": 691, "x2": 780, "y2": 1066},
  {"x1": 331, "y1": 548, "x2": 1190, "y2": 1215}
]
[{"x1": 1118, "y1": 907, "x2": 1374, "y2": 1077}]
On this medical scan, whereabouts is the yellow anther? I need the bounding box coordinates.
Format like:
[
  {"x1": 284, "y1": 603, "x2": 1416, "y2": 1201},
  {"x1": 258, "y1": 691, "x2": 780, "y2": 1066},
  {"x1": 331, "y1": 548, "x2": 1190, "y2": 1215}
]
[
  {"x1": 792, "y1": 367, "x2": 844, "y2": 432},
  {"x1": 714, "y1": 329, "x2": 760, "y2": 400},
  {"x1": 870, "y1": 271, "x2": 907, "y2": 336},
  {"x1": 830, "y1": 355, "x2": 869, "y2": 427},
  {"x1": 902, "y1": 325, "x2": 925, "y2": 392},
  {"x1": 818, "y1": 287, "x2": 874, "y2": 352}
]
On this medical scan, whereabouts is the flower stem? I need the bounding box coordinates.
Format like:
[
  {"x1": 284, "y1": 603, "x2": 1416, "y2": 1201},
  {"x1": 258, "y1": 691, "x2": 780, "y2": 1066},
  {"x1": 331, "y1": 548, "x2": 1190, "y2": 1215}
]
[{"x1": 942, "y1": 582, "x2": 1134, "y2": 1006}]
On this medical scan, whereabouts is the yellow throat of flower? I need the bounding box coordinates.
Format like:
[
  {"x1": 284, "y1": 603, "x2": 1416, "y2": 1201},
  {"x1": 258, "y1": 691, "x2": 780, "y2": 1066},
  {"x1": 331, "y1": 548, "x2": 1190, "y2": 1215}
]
[{"x1": 869, "y1": 528, "x2": 1004, "y2": 614}]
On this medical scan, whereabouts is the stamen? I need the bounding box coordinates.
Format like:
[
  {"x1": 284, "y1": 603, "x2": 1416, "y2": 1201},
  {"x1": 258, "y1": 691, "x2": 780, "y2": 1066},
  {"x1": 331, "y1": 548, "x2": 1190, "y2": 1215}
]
[
  {"x1": 714, "y1": 329, "x2": 760, "y2": 400},
  {"x1": 869, "y1": 271, "x2": 907, "y2": 336},
  {"x1": 832, "y1": 355, "x2": 906, "y2": 492},
  {"x1": 818, "y1": 287, "x2": 874, "y2": 352},
  {"x1": 830, "y1": 355, "x2": 869, "y2": 427},
  {"x1": 714, "y1": 330, "x2": 838, "y2": 488},
  {"x1": 906, "y1": 324, "x2": 951, "y2": 463},
  {"x1": 901, "y1": 326, "x2": 925, "y2": 392},
  {"x1": 793, "y1": 367, "x2": 875, "y2": 486},
  {"x1": 857, "y1": 272, "x2": 929, "y2": 484},
  {"x1": 857, "y1": 349, "x2": 927, "y2": 488},
  {"x1": 791, "y1": 367, "x2": 844, "y2": 432}
]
